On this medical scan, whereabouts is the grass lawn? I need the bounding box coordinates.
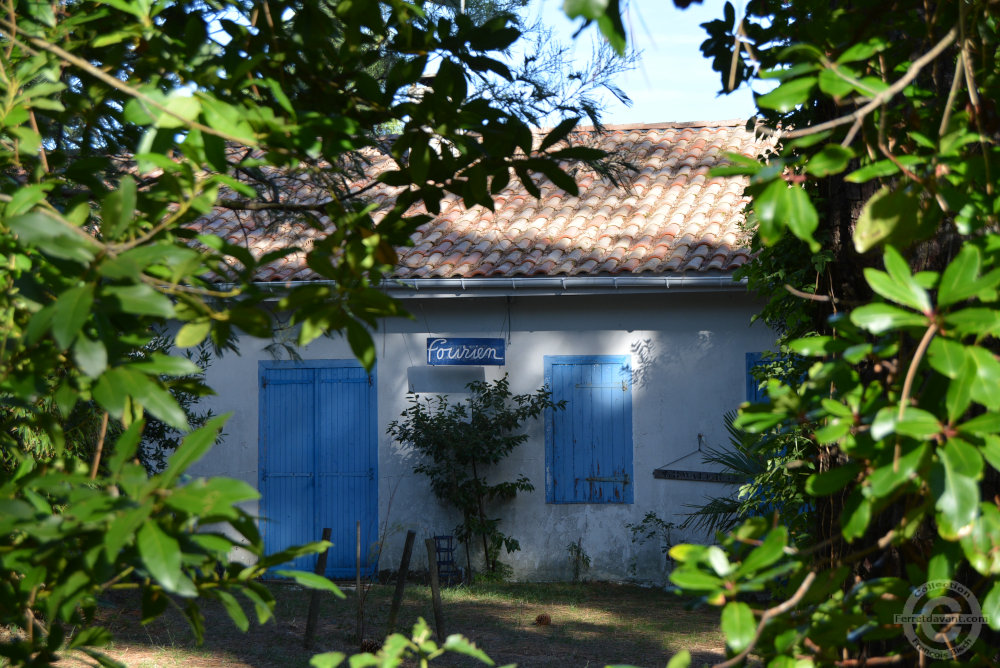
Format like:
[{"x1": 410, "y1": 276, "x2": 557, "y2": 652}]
[{"x1": 56, "y1": 581, "x2": 726, "y2": 668}]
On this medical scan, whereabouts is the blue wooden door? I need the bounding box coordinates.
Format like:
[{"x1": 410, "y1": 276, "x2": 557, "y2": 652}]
[
  {"x1": 259, "y1": 361, "x2": 377, "y2": 577},
  {"x1": 545, "y1": 356, "x2": 633, "y2": 504}
]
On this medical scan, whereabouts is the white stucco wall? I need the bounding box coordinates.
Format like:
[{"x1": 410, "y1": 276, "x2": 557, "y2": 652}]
[{"x1": 191, "y1": 289, "x2": 774, "y2": 582}]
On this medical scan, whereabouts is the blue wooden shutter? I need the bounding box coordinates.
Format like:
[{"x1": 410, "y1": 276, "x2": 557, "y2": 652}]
[
  {"x1": 545, "y1": 356, "x2": 633, "y2": 504},
  {"x1": 746, "y1": 352, "x2": 766, "y2": 403},
  {"x1": 259, "y1": 365, "x2": 316, "y2": 572},
  {"x1": 315, "y1": 365, "x2": 378, "y2": 578},
  {"x1": 259, "y1": 361, "x2": 377, "y2": 577}
]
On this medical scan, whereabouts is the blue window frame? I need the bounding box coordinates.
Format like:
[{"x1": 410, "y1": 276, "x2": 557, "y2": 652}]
[{"x1": 544, "y1": 355, "x2": 633, "y2": 504}]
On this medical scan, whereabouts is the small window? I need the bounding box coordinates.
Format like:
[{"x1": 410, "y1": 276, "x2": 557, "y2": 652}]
[{"x1": 544, "y1": 355, "x2": 633, "y2": 504}]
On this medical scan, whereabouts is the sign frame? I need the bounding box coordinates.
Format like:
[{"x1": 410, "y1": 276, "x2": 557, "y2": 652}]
[{"x1": 426, "y1": 337, "x2": 506, "y2": 366}]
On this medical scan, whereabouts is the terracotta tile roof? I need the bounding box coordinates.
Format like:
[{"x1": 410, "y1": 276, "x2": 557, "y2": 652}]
[{"x1": 193, "y1": 120, "x2": 772, "y2": 283}]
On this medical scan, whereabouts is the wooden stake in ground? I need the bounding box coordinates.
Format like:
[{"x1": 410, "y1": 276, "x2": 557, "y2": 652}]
[
  {"x1": 303, "y1": 527, "x2": 332, "y2": 649},
  {"x1": 355, "y1": 520, "x2": 362, "y2": 644},
  {"x1": 424, "y1": 538, "x2": 446, "y2": 640},
  {"x1": 386, "y1": 529, "x2": 416, "y2": 635}
]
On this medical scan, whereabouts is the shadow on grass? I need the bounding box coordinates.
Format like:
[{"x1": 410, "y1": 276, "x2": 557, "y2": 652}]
[{"x1": 78, "y1": 582, "x2": 725, "y2": 668}]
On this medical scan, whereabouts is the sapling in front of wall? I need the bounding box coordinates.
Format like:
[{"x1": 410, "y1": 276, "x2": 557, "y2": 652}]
[{"x1": 388, "y1": 375, "x2": 563, "y2": 579}]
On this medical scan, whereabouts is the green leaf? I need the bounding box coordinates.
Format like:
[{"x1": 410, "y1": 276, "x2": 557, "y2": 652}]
[
  {"x1": 841, "y1": 491, "x2": 871, "y2": 541},
  {"x1": 927, "y1": 537, "x2": 962, "y2": 584},
  {"x1": 757, "y1": 77, "x2": 816, "y2": 112},
  {"x1": 102, "y1": 176, "x2": 138, "y2": 240},
  {"x1": 154, "y1": 91, "x2": 202, "y2": 129},
  {"x1": 817, "y1": 67, "x2": 854, "y2": 99},
  {"x1": 846, "y1": 155, "x2": 924, "y2": 183},
  {"x1": 666, "y1": 650, "x2": 691, "y2": 668},
  {"x1": 8, "y1": 211, "x2": 99, "y2": 263},
  {"x1": 94, "y1": 368, "x2": 129, "y2": 420},
  {"x1": 938, "y1": 245, "x2": 982, "y2": 307},
  {"x1": 849, "y1": 303, "x2": 927, "y2": 333},
  {"x1": 784, "y1": 185, "x2": 820, "y2": 250},
  {"x1": 837, "y1": 38, "x2": 888, "y2": 63},
  {"x1": 73, "y1": 335, "x2": 108, "y2": 379},
  {"x1": 983, "y1": 581, "x2": 1000, "y2": 631},
  {"x1": 108, "y1": 421, "x2": 144, "y2": 475},
  {"x1": 176, "y1": 320, "x2": 212, "y2": 348},
  {"x1": 240, "y1": 584, "x2": 275, "y2": 625},
  {"x1": 162, "y1": 415, "x2": 229, "y2": 485},
  {"x1": 138, "y1": 522, "x2": 196, "y2": 596},
  {"x1": 754, "y1": 178, "x2": 788, "y2": 246},
  {"x1": 309, "y1": 652, "x2": 346, "y2": 668},
  {"x1": 215, "y1": 589, "x2": 250, "y2": 632},
  {"x1": 941, "y1": 438, "x2": 983, "y2": 479},
  {"x1": 563, "y1": 0, "x2": 610, "y2": 20},
  {"x1": 721, "y1": 601, "x2": 755, "y2": 654},
  {"x1": 739, "y1": 526, "x2": 788, "y2": 575},
  {"x1": 981, "y1": 435, "x2": 1000, "y2": 473},
  {"x1": 927, "y1": 338, "x2": 968, "y2": 379},
  {"x1": 104, "y1": 284, "x2": 176, "y2": 318},
  {"x1": 895, "y1": 407, "x2": 941, "y2": 439},
  {"x1": 165, "y1": 477, "x2": 259, "y2": 519},
  {"x1": 932, "y1": 444, "x2": 981, "y2": 540},
  {"x1": 52, "y1": 284, "x2": 94, "y2": 349},
  {"x1": 876, "y1": 246, "x2": 931, "y2": 312},
  {"x1": 669, "y1": 544, "x2": 707, "y2": 563},
  {"x1": 345, "y1": 320, "x2": 375, "y2": 372},
  {"x1": 787, "y1": 336, "x2": 848, "y2": 356},
  {"x1": 669, "y1": 567, "x2": 724, "y2": 592},
  {"x1": 6, "y1": 183, "x2": 50, "y2": 217},
  {"x1": 539, "y1": 117, "x2": 578, "y2": 152},
  {"x1": 273, "y1": 570, "x2": 346, "y2": 597},
  {"x1": 706, "y1": 546, "x2": 733, "y2": 576},
  {"x1": 945, "y1": 355, "x2": 975, "y2": 423},
  {"x1": 967, "y1": 345, "x2": 1000, "y2": 411},
  {"x1": 868, "y1": 444, "x2": 927, "y2": 498},
  {"x1": 960, "y1": 503, "x2": 1000, "y2": 575},
  {"x1": 805, "y1": 144, "x2": 853, "y2": 177},
  {"x1": 130, "y1": 353, "x2": 200, "y2": 377},
  {"x1": 945, "y1": 308, "x2": 1000, "y2": 338},
  {"x1": 442, "y1": 634, "x2": 494, "y2": 663},
  {"x1": 118, "y1": 367, "x2": 189, "y2": 430},
  {"x1": 853, "y1": 186, "x2": 919, "y2": 254},
  {"x1": 806, "y1": 463, "x2": 859, "y2": 496}
]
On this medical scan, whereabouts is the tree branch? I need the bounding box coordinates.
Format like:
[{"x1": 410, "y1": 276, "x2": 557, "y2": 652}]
[
  {"x1": 0, "y1": 17, "x2": 259, "y2": 147},
  {"x1": 90, "y1": 411, "x2": 109, "y2": 480},
  {"x1": 764, "y1": 28, "x2": 957, "y2": 141},
  {"x1": 714, "y1": 571, "x2": 817, "y2": 668}
]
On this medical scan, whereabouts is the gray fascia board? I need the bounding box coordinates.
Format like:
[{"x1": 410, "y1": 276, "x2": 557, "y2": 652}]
[{"x1": 244, "y1": 274, "x2": 747, "y2": 300}]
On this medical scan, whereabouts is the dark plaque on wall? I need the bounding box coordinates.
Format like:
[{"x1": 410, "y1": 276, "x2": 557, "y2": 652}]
[
  {"x1": 652, "y1": 468, "x2": 741, "y2": 484},
  {"x1": 426, "y1": 337, "x2": 505, "y2": 366}
]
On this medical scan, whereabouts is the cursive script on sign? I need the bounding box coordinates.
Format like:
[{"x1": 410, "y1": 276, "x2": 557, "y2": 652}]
[{"x1": 426, "y1": 338, "x2": 505, "y2": 366}]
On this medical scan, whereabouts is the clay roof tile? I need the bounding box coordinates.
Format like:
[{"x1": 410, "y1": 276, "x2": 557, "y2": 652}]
[{"x1": 189, "y1": 120, "x2": 773, "y2": 282}]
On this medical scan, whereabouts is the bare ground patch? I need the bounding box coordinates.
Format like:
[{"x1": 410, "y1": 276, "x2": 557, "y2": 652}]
[{"x1": 52, "y1": 582, "x2": 726, "y2": 668}]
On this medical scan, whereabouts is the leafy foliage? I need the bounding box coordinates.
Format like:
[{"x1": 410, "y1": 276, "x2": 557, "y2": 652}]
[
  {"x1": 309, "y1": 618, "x2": 497, "y2": 668},
  {"x1": 681, "y1": 410, "x2": 812, "y2": 543},
  {"x1": 585, "y1": 0, "x2": 1000, "y2": 665},
  {"x1": 566, "y1": 538, "x2": 591, "y2": 583},
  {"x1": 387, "y1": 376, "x2": 562, "y2": 577},
  {"x1": 0, "y1": 418, "x2": 337, "y2": 667},
  {"x1": 0, "y1": 0, "x2": 611, "y2": 663},
  {"x1": 625, "y1": 511, "x2": 677, "y2": 585}
]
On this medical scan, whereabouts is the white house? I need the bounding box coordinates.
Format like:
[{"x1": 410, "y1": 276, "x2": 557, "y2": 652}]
[{"x1": 188, "y1": 120, "x2": 776, "y2": 582}]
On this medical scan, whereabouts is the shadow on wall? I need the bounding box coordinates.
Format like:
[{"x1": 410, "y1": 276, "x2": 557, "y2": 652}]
[{"x1": 631, "y1": 337, "x2": 657, "y2": 390}]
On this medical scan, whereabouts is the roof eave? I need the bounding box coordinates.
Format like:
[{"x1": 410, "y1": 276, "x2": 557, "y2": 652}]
[{"x1": 246, "y1": 274, "x2": 748, "y2": 299}]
